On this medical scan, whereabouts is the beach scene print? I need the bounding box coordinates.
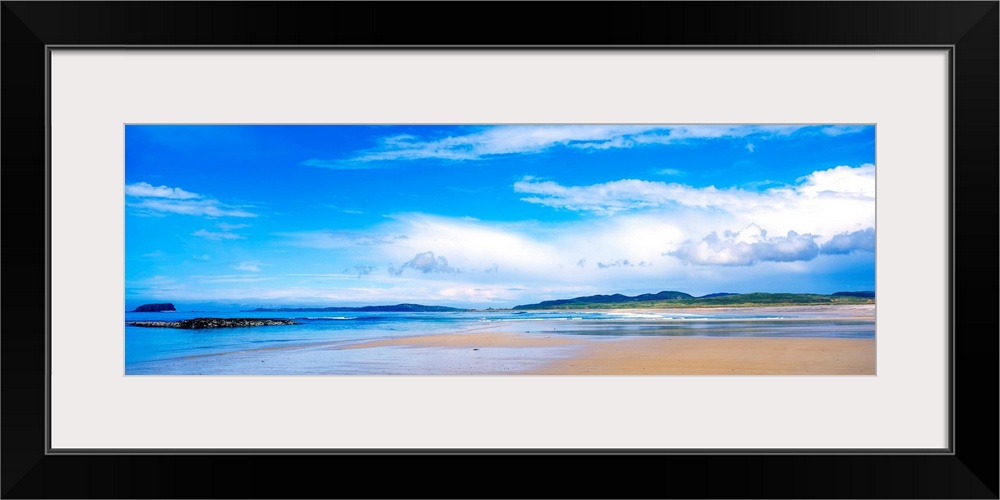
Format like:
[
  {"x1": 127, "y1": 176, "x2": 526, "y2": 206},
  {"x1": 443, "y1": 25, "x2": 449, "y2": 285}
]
[{"x1": 125, "y1": 124, "x2": 875, "y2": 375}]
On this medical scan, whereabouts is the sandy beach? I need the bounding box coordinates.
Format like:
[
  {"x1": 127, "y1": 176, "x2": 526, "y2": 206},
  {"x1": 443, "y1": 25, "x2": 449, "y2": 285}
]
[
  {"x1": 126, "y1": 305, "x2": 875, "y2": 375},
  {"x1": 336, "y1": 330, "x2": 875, "y2": 375},
  {"x1": 331, "y1": 305, "x2": 877, "y2": 375}
]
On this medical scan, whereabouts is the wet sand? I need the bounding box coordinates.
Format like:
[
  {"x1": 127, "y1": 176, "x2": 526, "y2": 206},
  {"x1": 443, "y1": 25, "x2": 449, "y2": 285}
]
[
  {"x1": 333, "y1": 305, "x2": 876, "y2": 374},
  {"x1": 298, "y1": 305, "x2": 875, "y2": 375},
  {"x1": 338, "y1": 332, "x2": 875, "y2": 375}
]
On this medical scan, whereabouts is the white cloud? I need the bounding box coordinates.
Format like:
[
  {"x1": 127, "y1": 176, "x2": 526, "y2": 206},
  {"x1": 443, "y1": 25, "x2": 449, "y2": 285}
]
[
  {"x1": 301, "y1": 159, "x2": 389, "y2": 170},
  {"x1": 746, "y1": 142, "x2": 755, "y2": 153},
  {"x1": 335, "y1": 213, "x2": 686, "y2": 297},
  {"x1": 389, "y1": 251, "x2": 461, "y2": 276},
  {"x1": 187, "y1": 274, "x2": 275, "y2": 284},
  {"x1": 795, "y1": 164, "x2": 875, "y2": 199},
  {"x1": 670, "y1": 223, "x2": 820, "y2": 266},
  {"x1": 597, "y1": 259, "x2": 634, "y2": 269},
  {"x1": 192, "y1": 254, "x2": 211, "y2": 261},
  {"x1": 280, "y1": 231, "x2": 408, "y2": 249},
  {"x1": 514, "y1": 165, "x2": 875, "y2": 223},
  {"x1": 192, "y1": 229, "x2": 244, "y2": 240},
  {"x1": 126, "y1": 182, "x2": 256, "y2": 218},
  {"x1": 129, "y1": 199, "x2": 256, "y2": 218},
  {"x1": 655, "y1": 168, "x2": 683, "y2": 176},
  {"x1": 234, "y1": 262, "x2": 261, "y2": 272},
  {"x1": 217, "y1": 222, "x2": 250, "y2": 231},
  {"x1": 125, "y1": 182, "x2": 200, "y2": 199},
  {"x1": 515, "y1": 178, "x2": 712, "y2": 215},
  {"x1": 302, "y1": 125, "x2": 866, "y2": 167},
  {"x1": 821, "y1": 125, "x2": 870, "y2": 136}
]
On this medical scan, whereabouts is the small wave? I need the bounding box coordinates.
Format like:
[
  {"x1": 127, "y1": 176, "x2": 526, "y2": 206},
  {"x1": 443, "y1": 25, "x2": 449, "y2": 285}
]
[{"x1": 604, "y1": 312, "x2": 664, "y2": 319}]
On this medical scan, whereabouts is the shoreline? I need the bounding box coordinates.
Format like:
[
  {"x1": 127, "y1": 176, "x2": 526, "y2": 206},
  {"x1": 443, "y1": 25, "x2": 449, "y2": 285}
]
[
  {"x1": 328, "y1": 331, "x2": 875, "y2": 375},
  {"x1": 126, "y1": 305, "x2": 876, "y2": 375},
  {"x1": 334, "y1": 305, "x2": 876, "y2": 374},
  {"x1": 526, "y1": 304, "x2": 875, "y2": 316}
]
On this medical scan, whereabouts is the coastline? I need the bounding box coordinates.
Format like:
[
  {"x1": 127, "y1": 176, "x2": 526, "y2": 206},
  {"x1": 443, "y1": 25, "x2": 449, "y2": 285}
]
[
  {"x1": 126, "y1": 305, "x2": 876, "y2": 375},
  {"x1": 530, "y1": 304, "x2": 876, "y2": 317},
  {"x1": 334, "y1": 331, "x2": 875, "y2": 375},
  {"x1": 329, "y1": 305, "x2": 876, "y2": 375}
]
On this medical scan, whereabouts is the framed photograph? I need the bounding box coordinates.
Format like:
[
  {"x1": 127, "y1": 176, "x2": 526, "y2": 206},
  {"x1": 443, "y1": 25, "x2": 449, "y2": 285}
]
[{"x1": 4, "y1": 2, "x2": 996, "y2": 498}]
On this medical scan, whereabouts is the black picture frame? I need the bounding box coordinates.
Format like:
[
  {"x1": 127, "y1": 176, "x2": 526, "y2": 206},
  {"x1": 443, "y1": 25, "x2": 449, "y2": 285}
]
[{"x1": 3, "y1": 2, "x2": 996, "y2": 498}]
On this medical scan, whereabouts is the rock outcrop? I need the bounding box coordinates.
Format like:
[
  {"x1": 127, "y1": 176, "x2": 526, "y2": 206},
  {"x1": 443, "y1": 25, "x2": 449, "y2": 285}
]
[{"x1": 126, "y1": 318, "x2": 297, "y2": 329}]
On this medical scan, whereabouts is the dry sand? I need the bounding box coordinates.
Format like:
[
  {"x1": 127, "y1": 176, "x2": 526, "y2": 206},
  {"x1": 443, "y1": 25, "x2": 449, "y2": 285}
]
[
  {"x1": 333, "y1": 305, "x2": 877, "y2": 375},
  {"x1": 525, "y1": 336, "x2": 875, "y2": 375},
  {"x1": 335, "y1": 331, "x2": 875, "y2": 375}
]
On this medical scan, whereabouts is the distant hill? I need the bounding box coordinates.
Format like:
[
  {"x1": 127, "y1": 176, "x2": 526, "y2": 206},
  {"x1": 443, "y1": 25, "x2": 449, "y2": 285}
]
[
  {"x1": 131, "y1": 303, "x2": 176, "y2": 312},
  {"x1": 513, "y1": 291, "x2": 693, "y2": 310},
  {"x1": 832, "y1": 291, "x2": 876, "y2": 298},
  {"x1": 245, "y1": 303, "x2": 466, "y2": 313},
  {"x1": 514, "y1": 291, "x2": 873, "y2": 310}
]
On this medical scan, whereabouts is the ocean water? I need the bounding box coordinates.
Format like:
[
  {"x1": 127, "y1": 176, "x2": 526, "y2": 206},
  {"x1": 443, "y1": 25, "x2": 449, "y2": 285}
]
[{"x1": 124, "y1": 309, "x2": 874, "y2": 375}]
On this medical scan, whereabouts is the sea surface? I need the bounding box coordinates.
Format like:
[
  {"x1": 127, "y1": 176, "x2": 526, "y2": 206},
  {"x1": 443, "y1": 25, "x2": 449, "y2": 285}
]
[{"x1": 124, "y1": 308, "x2": 874, "y2": 375}]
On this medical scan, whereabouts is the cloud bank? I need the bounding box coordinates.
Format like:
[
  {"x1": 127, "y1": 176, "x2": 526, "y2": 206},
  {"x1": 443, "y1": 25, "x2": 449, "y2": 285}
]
[
  {"x1": 303, "y1": 125, "x2": 868, "y2": 168},
  {"x1": 514, "y1": 164, "x2": 874, "y2": 216}
]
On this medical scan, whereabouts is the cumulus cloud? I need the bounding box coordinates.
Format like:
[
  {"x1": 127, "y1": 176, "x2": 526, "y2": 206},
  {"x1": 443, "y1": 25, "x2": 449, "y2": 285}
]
[
  {"x1": 217, "y1": 222, "x2": 250, "y2": 231},
  {"x1": 389, "y1": 251, "x2": 461, "y2": 276},
  {"x1": 514, "y1": 164, "x2": 874, "y2": 216},
  {"x1": 484, "y1": 264, "x2": 499, "y2": 273},
  {"x1": 576, "y1": 259, "x2": 587, "y2": 268},
  {"x1": 302, "y1": 125, "x2": 867, "y2": 167},
  {"x1": 126, "y1": 182, "x2": 256, "y2": 218},
  {"x1": 821, "y1": 227, "x2": 875, "y2": 254},
  {"x1": 795, "y1": 165, "x2": 875, "y2": 199},
  {"x1": 192, "y1": 229, "x2": 244, "y2": 240},
  {"x1": 670, "y1": 223, "x2": 820, "y2": 266}
]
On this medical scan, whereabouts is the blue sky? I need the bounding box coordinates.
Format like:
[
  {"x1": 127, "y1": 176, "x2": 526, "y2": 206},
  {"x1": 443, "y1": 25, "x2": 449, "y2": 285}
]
[{"x1": 125, "y1": 124, "x2": 875, "y2": 309}]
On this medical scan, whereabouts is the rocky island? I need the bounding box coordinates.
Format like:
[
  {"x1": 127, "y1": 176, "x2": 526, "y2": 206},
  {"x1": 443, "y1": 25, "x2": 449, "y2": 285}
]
[
  {"x1": 126, "y1": 318, "x2": 298, "y2": 329},
  {"x1": 131, "y1": 303, "x2": 176, "y2": 312}
]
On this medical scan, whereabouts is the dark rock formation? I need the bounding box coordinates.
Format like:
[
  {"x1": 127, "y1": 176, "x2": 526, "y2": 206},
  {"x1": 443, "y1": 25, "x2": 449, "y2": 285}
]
[
  {"x1": 132, "y1": 303, "x2": 176, "y2": 312},
  {"x1": 126, "y1": 318, "x2": 298, "y2": 329}
]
